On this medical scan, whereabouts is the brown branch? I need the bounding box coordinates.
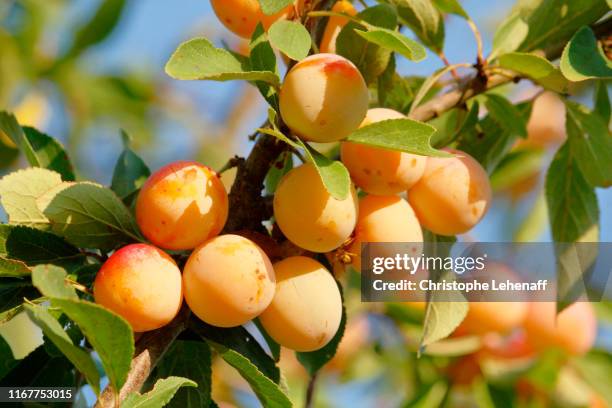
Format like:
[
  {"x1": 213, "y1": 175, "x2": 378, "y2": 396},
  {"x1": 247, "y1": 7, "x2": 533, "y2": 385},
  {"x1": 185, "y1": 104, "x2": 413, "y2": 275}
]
[
  {"x1": 410, "y1": 17, "x2": 612, "y2": 122},
  {"x1": 94, "y1": 307, "x2": 190, "y2": 408}
]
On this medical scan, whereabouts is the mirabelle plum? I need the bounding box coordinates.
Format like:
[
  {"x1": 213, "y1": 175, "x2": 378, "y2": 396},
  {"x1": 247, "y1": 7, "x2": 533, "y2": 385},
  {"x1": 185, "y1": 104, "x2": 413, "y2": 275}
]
[
  {"x1": 259, "y1": 256, "x2": 342, "y2": 351},
  {"x1": 94, "y1": 244, "x2": 183, "y2": 332},
  {"x1": 523, "y1": 301, "x2": 597, "y2": 355},
  {"x1": 327, "y1": 314, "x2": 369, "y2": 370},
  {"x1": 183, "y1": 234, "x2": 275, "y2": 327},
  {"x1": 210, "y1": 0, "x2": 294, "y2": 39},
  {"x1": 459, "y1": 263, "x2": 528, "y2": 335},
  {"x1": 273, "y1": 163, "x2": 358, "y2": 252},
  {"x1": 341, "y1": 108, "x2": 427, "y2": 195},
  {"x1": 526, "y1": 91, "x2": 566, "y2": 147},
  {"x1": 279, "y1": 53, "x2": 368, "y2": 142},
  {"x1": 136, "y1": 161, "x2": 228, "y2": 251},
  {"x1": 349, "y1": 195, "x2": 423, "y2": 271},
  {"x1": 319, "y1": 1, "x2": 357, "y2": 53},
  {"x1": 479, "y1": 331, "x2": 536, "y2": 360},
  {"x1": 408, "y1": 149, "x2": 491, "y2": 236}
]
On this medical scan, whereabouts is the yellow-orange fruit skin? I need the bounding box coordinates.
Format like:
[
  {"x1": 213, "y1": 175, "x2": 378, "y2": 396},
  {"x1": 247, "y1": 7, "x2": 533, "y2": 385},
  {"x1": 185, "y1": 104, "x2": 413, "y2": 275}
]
[
  {"x1": 273, "y1": 163, "x2": 358, "y2": 253},
  {"x1": 136, "y1": 161, "x2": 228, "y2": 251},
  {"x1": 459, "y1": 263, "x2": 528, "y2": 335},
  {"x1": 523, "y1": 301, "x2": 597, "y2": 356},
  {"x1": 210, "y1": 0, "x2": 293, "y2": 39},
  {"x1": 350, "y1": 195, "x2": 423, "y2": 271},
  {"x1": 526, "y1": 91, "x2": 567, "y2": 147},
  {"x1": 94, "y1": 244, "x2": 183, "y2": 332},
  {"x1": 279, "y1": 53, "x2": 368, "y2": 142},
  {"x1": 408, "y1": 148, "x2": 491, "y2": 236},
  {"x1": 259, "y1": 256, "x2": 342, "y2": 352},
  {"x1": 341, "y1": 108, "x2": 427, "y2": 195},
  {"x1": 319, "y1": 1, "x2": 357, "y2": 54},
  {"x1": 183, "y1": 234, "x2": 276, "y2": 327}
]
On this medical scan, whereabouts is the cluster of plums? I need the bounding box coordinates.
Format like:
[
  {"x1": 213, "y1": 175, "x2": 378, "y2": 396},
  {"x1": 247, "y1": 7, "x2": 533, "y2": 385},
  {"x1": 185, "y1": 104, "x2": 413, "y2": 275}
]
[{"x1": 93, "y1": 0, "x2": 583, "y2": 357}]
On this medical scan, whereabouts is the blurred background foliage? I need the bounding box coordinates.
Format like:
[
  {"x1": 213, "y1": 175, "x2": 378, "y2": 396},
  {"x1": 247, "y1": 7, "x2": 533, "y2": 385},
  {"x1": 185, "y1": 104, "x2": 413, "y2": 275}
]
[{"x1": 0, "y1": 1, "x2": 611, "y2": 407}]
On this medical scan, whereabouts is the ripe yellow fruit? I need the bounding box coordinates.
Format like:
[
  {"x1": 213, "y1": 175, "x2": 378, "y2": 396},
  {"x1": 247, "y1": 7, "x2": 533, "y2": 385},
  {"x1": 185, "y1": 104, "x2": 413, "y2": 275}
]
[
  {"x1": 459, "y1": 264, "x2": 528, "y2": 335},
  {"x1": 523, "y1": 301, "x2": 597, "y2": 356},
  {"x1": 319, "y1": 1, "x2": 357, "y2": 54},
  {"x1": 94, "y1": 244, "x2": 183, "y2": 332},
  {"x1": 279, "y1": 53, "x2": 369, "y2": 142},
  {"x1": 408, "y1": 149, "x2": 491, "y2": 236},
  {"x1": 349, "y1": 195, "x2": 423, "y2": 271},
  {"x1": 183, "y1": 234, "x2": 276, "y2": 327},
  {"x1": 526, "y1": 91, "x2": 567, "y2": 147},
  {"x1": 259, "y1": 256, "x2": 342, "y2": 351},
  {"x1": 341, "y1": 108, "x2": 427, "y2": 195},
  {"x1": 136, "y1": 161, "x2": 228, "y2": 251},
  {"x1": 210, "y1": 0, "x2": 294, "y2": 39},
  {"x1": 273, "y1": 163, "x2": 358, "y2": 252}
]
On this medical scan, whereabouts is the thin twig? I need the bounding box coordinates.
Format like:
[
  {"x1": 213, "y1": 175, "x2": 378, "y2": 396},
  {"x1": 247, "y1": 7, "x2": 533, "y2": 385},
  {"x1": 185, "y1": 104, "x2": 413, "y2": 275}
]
[
  {"x1": 304, "y1": 373, "x2": 319, "y2": 408},
  {"x1": 438, "y1": 51, "x2": 460, "y2": 81}
]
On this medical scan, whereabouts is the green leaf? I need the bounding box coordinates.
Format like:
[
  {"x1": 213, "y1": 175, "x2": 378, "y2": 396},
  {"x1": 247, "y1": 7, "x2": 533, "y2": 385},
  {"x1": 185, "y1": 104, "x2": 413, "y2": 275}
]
[
  {"x1": 0, "y1": 258, "x2": 30, "y2": 278},
  {"x1": 0, "y1": 130, "x2": 18, "y2": 170},
  {"x1": 0, "y1": 346, "x2": 76, "y2": 387},
  {"x1": 405, "y1": 382, "x2": 448, "y2": 408},
  {"x1": 254, "y1": 318, "x2": 281, "y2": 362},
  {"x1": 67, "y1": 0, "x2": 126, "y2": 57},
  {"x1": 0, "y1": 113, "x2": 75, "y2": 181},
  {"x1": 265, "y1": 152, "x2": 293, "y2": 195},
  {"x1": 191, "y1": 321, "x2": 291, "y2": 408},
  {"x1": 0, "y1": 225, "x2": 84, "y2": 267},
  {"x1": 0, "y1": 280, "x2": 39, "y2": 321},
  {"x1": 165, "y1": 38, "x2": 280, "y2": 85},
  {"x1": 0, "y1": 167, "x2": 62, "y2": 227},
  {"x1": 565, "y1": 102, "x2": 612, "y2": 187},
  {"x1": 346, "y1": 118, "x2": 446, "y2": 157},
  {"x1": 250, "y1": 24, "x2": 279, "y2": 109},
  {"x1": 37, "y1": 182, "x2": 142, "y2": 250},
  {"x1": 31, "y1": 265, "x2": 77, "y2": 300},
  {"x1": 410, "y1": 63, "x2": 469, "y2": 115},
  {"x1": 355, "y1": 27, "x2": 426, "y2": 62},
  {"x1": 560, "y1": 26, "x2": 612, "y2": 82},
  {"x1": 490, "y1": 147, "x2": 544, "y2": 191},
  {"x1": 420, "y1": 234, "x2": 467, "y2": 350},
  {"x1": 22, "y1": 127, "x2": 75, "y2": 181},
  {"x1": 296, "y1": 282, "x2": 346, "y2": 375},
  {"x1": 0, "y1": 335, "x2": 18, "y2": 380},
  {"x1": 123, "y1": 377, "x2": 197, "y2": 408},
  {"x1": 258, "y1": 0, "x2": 293, "y2": 15},
  {"x1": 546, "y1": 143, "x2": 599, "y2": 243},
  {"x1": 111, "y1": 144, "x2": 150, "y2": 202},
  {"x1": 456, "y1": 102, "x2": 531, "y2": 172},
  {"x1": 490, "y1": 14, "x2": 528, "y2": 58},
  {"x1": 386, "y1": 0, "x2": 445, "y2": 53},
  {"x1": 432, "y1": 0, "x2": 469, "y2": 19},
  {"x1": 483, "y1": 93, "x2": 528, "y2": 138},
  {"x1": 268, "y1": 20, "x2": 311, "y2": 61},
  {"x1": 153, "y1": 341, "x2": 213, "y2": 407},
  {"x1": 498, "y1": 52, "x2": 568, "y2": 92},
  {"x1": 593, "y1": 81, "x2": 611, "y2": 124},
  {"x1": 24, "y1": 303, "x2": 100, "y2": 394},
  {"x1": 512, "y1": 0, "x2": 609, "y2": 53},
  {"x1": 191, "y1": 321, "x2": 280, "y2": 383},
  {"x1": 337, "y1": 4, "x2": 398, "y2": 84},
  {"x1": 299, "y1": 140, "x2": 351, "y2": 201},
  {"x1": 52, "y1": 298, "x2": 134, "y2": 392},
  {"x1": 377, "y1": 55, "x2": 415, "y2": 113}
]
